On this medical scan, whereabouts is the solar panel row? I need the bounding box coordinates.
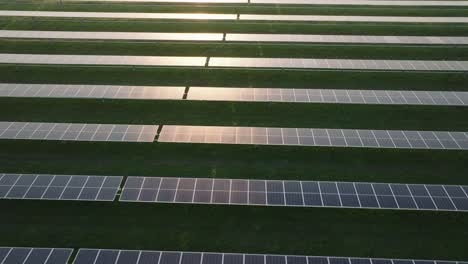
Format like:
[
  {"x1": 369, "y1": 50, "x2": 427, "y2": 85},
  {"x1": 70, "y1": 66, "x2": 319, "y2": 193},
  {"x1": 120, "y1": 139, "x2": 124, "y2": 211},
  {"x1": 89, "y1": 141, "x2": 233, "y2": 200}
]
[
  {"x1": 208, "y1": 57, "x2": 468, "y2": 71},
  {"x1": 2, "y1": 30, "x2": 468, "y2": 45},
  {"x1": 0, "y1": 247, "x2": 72, "y2": 264},
  {"x1": 1, "y1": 11, "x2": 468, "y2": 23},
  {"x1": 66, "y1": 0, "x2": 468, "y2": 6},
  {"x1": 238, "y1": 14, "x2": 468, "y2": 23},
  {"x1": 0, "y1": 54, "x2": 206, "y2": 67},
  {"x1": 0, "y1": 122, "x2": 158, "y2": 142},
  {"x1": 226, "y1": 34, "x2": 468, "y2": 45},
  {"x1": 73, "y1": 249, "x2": 468, "y2": 264},
  {"x1": 187, "y1": 87, "x2": 468, "y2": 106},
  {"x1": 252, "y1": 0, "x2": 468, "y2": 6},
  {"x1": 0, "y1": 83, "x2": 185, "y2": 100},
  {"x1": 0, "y1": 174, "x2": 123, "y2": 201},
  {"x1": 2, "y1": 84, "x2": 467, "y2": 106},
  {"x1": 158, "y1": 126, "x2": 468, "y2": 150},
  {"x1": 119, "y1": 177, "x2": 468, "y2": 211},
  {"x1": 1, "y1": 54, "x2": 467, "y2": 71}
]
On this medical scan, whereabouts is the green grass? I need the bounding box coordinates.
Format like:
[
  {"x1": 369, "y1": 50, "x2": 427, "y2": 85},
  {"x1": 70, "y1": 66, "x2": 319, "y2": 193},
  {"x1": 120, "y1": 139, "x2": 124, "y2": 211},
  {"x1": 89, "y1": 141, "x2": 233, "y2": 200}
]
[
  {"x1": 2, "y1": 39, "x2": 468, "y2": 60},
  {"x1": 1, "y1": 200, "x2": 468, "y2": 260},
  {"x1": 1, "y1": 65, "x2": 467, "y2": 91},
  {"x1": 3, "y1": 17, "x2": 468, "y2": 36},
  {"x1": 2, "y1": 98, "x2": 468, "y2": 130},
  {"x1": 2, "y1": 1, "x2": 468, "y2": 16},
  {"x1": 1, "y1": 140, "x2": 467, "y2": 185}
]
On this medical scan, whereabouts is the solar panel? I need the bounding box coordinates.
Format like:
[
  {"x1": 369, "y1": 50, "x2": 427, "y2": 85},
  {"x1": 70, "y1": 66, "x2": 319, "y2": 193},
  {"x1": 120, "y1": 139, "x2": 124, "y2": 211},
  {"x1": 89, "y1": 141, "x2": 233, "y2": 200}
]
[
  {"x1": 0, "y1": 54, "x2": 207, "y2": 67},
  {"x1": 157, "y1": 126, "x2": 468, "y2": 150},
  {"x1": 0, "y1": 173, "x2": 123, "y2": 201},
  {"x1": 226, "y1": 34, "x2": 468, "y2": 45},
  {"x1": 119, "y1": 177, "x2": 468, "y2": 211},
  {"x1": 239, "y1": 14, "x2": 468, "y2": 23},
  {"x1": 0, "y1": 247, "x2": 72, "y2": 264},
  {"x1": 0, "y1": 30, "x2": 224, "y2": 42},
  {"x1": 254, "y1": 0, "x2": 468, "y2": 6},
  {"x1": 0, "y1": 122, "x2": 158, "y2": 143},
  {"x1": 2, "y1": 30, "x2": 467, "y2": 45},
  {"x1": 1, "y1": 54, "x2": 467, "y2": 71},
  {"x1": 0, "y1": 11, "x2": 237, "y2": 20},
  {"x1": 187, "y1": 87, "x2": 468, "y2": 106},
  {"x1": 73, "y1": 249, "x2": 464, "y2": 264},
  {"x1": 68, "y1": 0, "x2": 468, "y2": 6},
  {"x1": 208, "y1": 58, "x2": 468, "y2": 71},
  {"x1": 0, "y1": 83, "x2": 185, "y2": 100},
  {"x1": 1, "y1": 11, "x2": 467, "y2": 23}
]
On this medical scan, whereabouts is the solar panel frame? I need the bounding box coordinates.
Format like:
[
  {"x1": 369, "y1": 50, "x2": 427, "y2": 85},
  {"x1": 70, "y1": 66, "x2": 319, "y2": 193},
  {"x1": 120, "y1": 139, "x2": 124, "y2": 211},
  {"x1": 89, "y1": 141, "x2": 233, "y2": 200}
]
[
  {"x1": 0, "y1": 84, "x2": 186, "y2": 100},
  {"x1": 120, "y1": 176, "x2": 468, "y2": 212},
  {"x1": 1, "y1": 54, "x2": 468, "y2": 71},
  {"x1": 0, "y1": 247, "x2": 73, "y2": 264},
  {"x1": 186, "y1": 87, "x2": 468, "y2": 106},
  {"x1": 3, "y1": 30, "x2": 468, "y2": 45},
  {"x1": 0, "y1": 122, "x2": 159, "y2": 143},
  {"x1": 207, "y1": 57, "x2": 468, "y2": 71},
  {"x1": 0, "y1": 173, "x2": 123, "y2": 201},
  {"x1": 157, "y1": 126, "x2": 468, "y2": 150},
  {"x1": 73, "y1": 249, "x2": 466, "y2": 264}
]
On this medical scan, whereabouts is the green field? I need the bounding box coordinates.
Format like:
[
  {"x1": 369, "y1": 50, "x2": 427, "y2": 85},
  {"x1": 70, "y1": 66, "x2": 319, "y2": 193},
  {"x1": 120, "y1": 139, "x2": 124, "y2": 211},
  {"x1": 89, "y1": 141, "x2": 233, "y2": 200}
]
[{"x1": 1, "y1": 0, "x2": 468, "y2": 262}]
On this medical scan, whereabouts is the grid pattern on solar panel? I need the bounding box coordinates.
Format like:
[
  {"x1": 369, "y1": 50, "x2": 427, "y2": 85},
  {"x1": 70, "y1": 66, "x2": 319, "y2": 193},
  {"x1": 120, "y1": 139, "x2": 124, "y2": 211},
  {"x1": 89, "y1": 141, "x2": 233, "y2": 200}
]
[
  {"x1": 0, "y1": 84, "x2": 185, "y2": 100},
  {"x1": 0, "y1": 11, "x2": 237, "y2": 20},
  {"x1": 188, "y1": 87, "x2": 468, "y2": 106},
  {"x1": 0, "y1": 174, "x2": 122, "y2": 201},
  {"x1": 0, "y1": 122, "x2": 158, "y2": 142},
  {"x1": 2, "y1": 30, "x2": 468, "y2": 45},
  {"x1": 0, "y1": 247, "x2": 72, "y2": 264},
  {"x1": 0, "y1": 54, "x2": 206, "y2": 67},
  {"x1": 226, "y1": 34, "x2": 468, "y2": 45},
  {"x1": 2, "y1": 11, "x2": 468, "y2": 22},
  {"x1": 1, "y1": 54, "x2": 468, "y2": 71},
  {"x1": 253, "y1": 0, "x2": 468, "y2": 6},
  {"x1": 120, "y1": 177, "x2": 468, "y2": 211},
  {"x1": 0, "y1": 30, "x2": 224, "y2": 42},
  {"x1": 73, "y1": 249, "x2": 466, "y2": 264},
  {"x1": 238, "y1": 14, "x2": 468, "y2": 23},
  {"x1": 67, "y1": 0, "x2": 468, "y2": 5},
  {"x1": 208, "y1": 57, "x2": 468, "y2": 71},
  {"x1": 157, "y1": 126, "x2": 468, "y2": 150}
]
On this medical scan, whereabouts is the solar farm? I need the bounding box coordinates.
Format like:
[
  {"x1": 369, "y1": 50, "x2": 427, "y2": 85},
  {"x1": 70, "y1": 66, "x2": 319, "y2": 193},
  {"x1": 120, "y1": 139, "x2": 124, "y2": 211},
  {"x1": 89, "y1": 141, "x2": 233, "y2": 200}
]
[{"x1": 1, "y1": 0, "x2": 468, "y2": 263}]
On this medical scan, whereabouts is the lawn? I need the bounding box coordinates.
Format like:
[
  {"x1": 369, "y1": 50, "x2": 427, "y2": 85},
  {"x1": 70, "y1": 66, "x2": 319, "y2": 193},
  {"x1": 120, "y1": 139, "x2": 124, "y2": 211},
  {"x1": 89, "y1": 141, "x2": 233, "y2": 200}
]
[
  {"x1": 1, "y1": 0, "x2": 468, "y2": 260},
  {"x1": 0, "y1": 200, "x2": 467, "y2": 260}
]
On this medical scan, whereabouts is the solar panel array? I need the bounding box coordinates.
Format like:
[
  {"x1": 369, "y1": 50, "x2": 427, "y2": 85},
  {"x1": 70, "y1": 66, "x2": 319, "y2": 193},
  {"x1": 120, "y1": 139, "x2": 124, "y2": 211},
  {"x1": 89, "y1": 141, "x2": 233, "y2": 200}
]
[
  {"x1": 1, "y1": 11, "x2": 468, "y2": 23},
  {"x1": 208, "y1": 57, "x2": 468, "y2": 71},
  {"x1": 187, "y1": 87, "x2": 468, "y2": 106},
  {"x1": 0, "y1": 247, "x2": 72, "y2": 264},
  {"x1": 0, "y1": 174, "x2": 123, "y2": 201},
  {"x1": 0, "y1": 54, "x2": 206, "y2": 67},
  {"x1": 0, "y1": 122, "x2": 158, "y2": 142},
  {"x1": 0, "y1": 83, "x2": 185, "y2": 100},
  {"x1": 3, "y1": 84, "x2": 466, "y2": 106},
  {"x1": 238, "y1": 14, "x2": 468, "y2": 23},
  {"x1": 67, "y1": 0, "x2": 468, "y2": 6},
  {"x1": 72, "y1": 249, "x2": 467, "y2": 264},
  {"x1": 158, "y1": 126, "x2": 468, "y2": 150},
  {"x1": 0, "y1": 30, "x2": 224, "y2": 42},
  {"x1": 2, "y1": 54, "x2": 468, "y2": 72},
  {"x1": 3, "y1": 30, "x2": 468, "y2": 45},
  {"x1": 0, "y1": 11, "x2": 237, "y2": 20},
  {"x1": 226, "y1": 34, "x2": 468, "y2": 45},
  {"x1": 252, "y1": 0, "x2": 468, "y2": 6},
  {"x1": 119, "y1": 177, "x2": 468, "y2": 211}
]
